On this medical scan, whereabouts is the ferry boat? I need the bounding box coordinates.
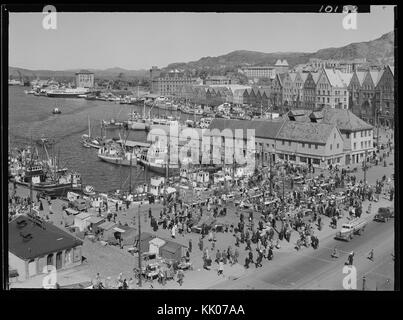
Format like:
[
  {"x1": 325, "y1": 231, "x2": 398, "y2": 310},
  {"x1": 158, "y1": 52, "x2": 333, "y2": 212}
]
[{"x1": 46, "y1": 87, "x2": 89, "y2": 98}]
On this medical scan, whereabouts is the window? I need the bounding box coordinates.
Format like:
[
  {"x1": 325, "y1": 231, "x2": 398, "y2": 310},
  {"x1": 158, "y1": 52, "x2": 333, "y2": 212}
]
[
  {"x1": 300, "y1": 156, "x2": 307, "y2": 163},
  {"x1": 361, "y1": 131, "x2": 363, "y2": 138},
  {"x1": 346, "y1": 133, "x2": 350, "y2": 139},
  {"x1": 313, "y1": 158, "x2": 320, "y2": 165},
  {"x1": 330, "y1": 144, "x2": 332, "y2": 150},
  {"x1": 288, "y1": 141, "x2": 291, "y2": 146},
  {"x1": 302, "y1": 143, "x2": 305, "y2": 148},
  {"x1": 308, "y1": 144, "x2": 311, "y2": 149},
  {"x1": 354, "y1": 132, "x2": 356, "y2": 139},
  {"x1": 289, "y1": 155, "x2": 296, "y2": 161},
  {"x1": 353, "y1": 142, "x2": 356, "y2": 149},
  {"x1": 337, "y1": 143, "x2": 339, "y2": 149},
  {"x1": 282, "y1": 141, "x2": 285, "y2": 145},
  {"x1": 361, "y1": 142, "x2": 363, "y2": 148}
]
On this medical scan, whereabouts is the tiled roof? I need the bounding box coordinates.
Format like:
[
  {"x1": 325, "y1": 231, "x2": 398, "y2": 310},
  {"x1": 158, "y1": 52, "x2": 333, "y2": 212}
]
[
  {"x1": 311, "y1": 72, "x2": 320, "y2": 84},
  {"x1": 9, "y1": 216, "x2": 83, "y2": 260},
  {"x1": 277, "y1": 121, "x2": 335, "y2": 144},
  {"x1": 323, "y1": 69, "x2": 348, "y2": 88},
  {"x1": 339, "y1": 72, "x2": 353, "y2": 86},
  {"x1": 208, "y1": 118, "x2": 285, "y2": 139},
  {"x1": 289, "y1": 73, "x2": 297, "y2": 82},
  {"x1": 356, "y1": 71, "x2": 367, "y2": 86},
  {"x1": 300, "y1": 73, "x2": 309, "y2": 82},
  {"x1": 369, "y1": 70, "x2": 382, "y2": 86},
  {"x1": 320, "y1": 106, "x2": 373, "y2": 132}
]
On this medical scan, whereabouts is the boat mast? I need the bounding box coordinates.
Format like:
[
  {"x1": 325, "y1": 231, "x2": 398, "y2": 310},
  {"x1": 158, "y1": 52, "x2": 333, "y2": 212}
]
[{"x1": 88, "y1": 115, "x2": 91, "y2": 137}]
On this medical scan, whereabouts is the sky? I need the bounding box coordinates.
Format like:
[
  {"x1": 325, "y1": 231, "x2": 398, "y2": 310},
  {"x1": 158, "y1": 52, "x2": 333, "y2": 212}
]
[{"x1": 9, "y1": 6, "x2": 395, "y2": 70}]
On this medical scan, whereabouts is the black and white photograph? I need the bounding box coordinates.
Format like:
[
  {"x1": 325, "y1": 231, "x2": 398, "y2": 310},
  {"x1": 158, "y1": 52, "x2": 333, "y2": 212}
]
[{"x1": 5, "y1": 5, "x2": 396, "y2": 291}]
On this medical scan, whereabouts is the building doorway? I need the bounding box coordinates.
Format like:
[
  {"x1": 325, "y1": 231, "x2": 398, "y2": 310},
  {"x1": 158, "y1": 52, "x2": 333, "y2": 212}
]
[
  {"x1": 47, "y1": 253, "x2": 54, "y2": 267},
  {"x1": 56, "y1": 252, "x2": 63, "y2": 270},
  {"x1": 28, "y1": 259, "x2": 37, "y2": 277}
]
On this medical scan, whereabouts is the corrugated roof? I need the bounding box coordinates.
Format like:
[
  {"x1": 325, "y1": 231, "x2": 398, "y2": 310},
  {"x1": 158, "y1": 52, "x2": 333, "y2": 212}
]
[
  {"x1": 277, "y1": 121, "x2": 335, "y2": 144},
  {"x1": 9, "y1": 216, "x2": 83, "y2": 260},
  {"x1": 321, "y1": 106, "x2": 373, "y2": 132}
]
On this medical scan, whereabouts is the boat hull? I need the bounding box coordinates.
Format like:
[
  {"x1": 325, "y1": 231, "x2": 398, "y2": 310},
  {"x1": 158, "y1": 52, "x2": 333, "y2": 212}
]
[
  {"x1": 12, "y1": 179, "x2": 81, "y2": 197},
  {"x1": 97, "y1": 154, "x2": 137, "y2": 166},
  {"x1": 137, "y1": 159, "x2": 180, "y2": 176},
  {"x1": 47, "y1": 93, "x2": 82, "y2": 98}
]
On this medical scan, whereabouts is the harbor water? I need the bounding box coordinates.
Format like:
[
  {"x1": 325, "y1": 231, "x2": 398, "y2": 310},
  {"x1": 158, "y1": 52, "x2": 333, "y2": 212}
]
[{"x1": 8, "y1": 86, "x2": 201, "y2": 192}]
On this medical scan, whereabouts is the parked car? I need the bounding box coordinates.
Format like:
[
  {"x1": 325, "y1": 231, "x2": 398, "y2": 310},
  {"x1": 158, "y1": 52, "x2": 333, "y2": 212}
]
[{"x1": 373, "y1": 207, "x2": 394, "y2": 222}]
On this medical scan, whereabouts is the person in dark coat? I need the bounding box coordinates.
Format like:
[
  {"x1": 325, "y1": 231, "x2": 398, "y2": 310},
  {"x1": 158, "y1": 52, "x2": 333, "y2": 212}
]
[
  {"x1": 245, "y1": 238, "x2": 252, "y2": 251},
  {"x1": 188, "y1": 239, "x2": 192, "y2": 253},
  {"x1": 248, "y1": 251, "x2": 254, "y2": 264},
  {"x1": 244, "y1": 257, "x2": 250, "y2": 269},
  {"x1": 267, "y1": 247, "x2": 273, "y2": 260}
]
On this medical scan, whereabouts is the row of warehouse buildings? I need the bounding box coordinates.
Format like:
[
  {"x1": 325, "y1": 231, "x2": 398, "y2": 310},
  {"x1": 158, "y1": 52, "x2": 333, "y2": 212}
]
[{"x1": 148, "y1": 106, "x2": 375, "y2": 170}]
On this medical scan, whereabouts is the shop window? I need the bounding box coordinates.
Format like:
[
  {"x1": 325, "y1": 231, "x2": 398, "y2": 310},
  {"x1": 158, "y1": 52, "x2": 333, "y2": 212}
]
[{"x1": 313, "y1": 159, "x2": 320, "y2": 165}]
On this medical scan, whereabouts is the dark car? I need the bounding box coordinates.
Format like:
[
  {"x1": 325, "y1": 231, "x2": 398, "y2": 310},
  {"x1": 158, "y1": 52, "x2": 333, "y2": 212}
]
[{"x1": 373, "y1": 207, "x2": 394, "y2": 222}]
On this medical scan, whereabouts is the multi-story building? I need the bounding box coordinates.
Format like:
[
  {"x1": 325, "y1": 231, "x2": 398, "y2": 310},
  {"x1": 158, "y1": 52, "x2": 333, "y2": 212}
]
[
  {"x1": 289, "y1": 72, "x2": 305, "y2": 108},
  {"x1": 302, "y1": 72, "x2": 318, "y2": 110},
  {"x1": 270, "y1": 73, "x2": 285, "y2": 109},
  {"x1": 75, "y1": 70, "x2": 94, "y2": 88},
  {"x1": 149, "y1": 66, "x2": 162, "y2": 93},
  {"x1": 320, "y1": 106, "x2": 374, "y2": 165},
  {"x1": 152, "y1": 70, "x2": 202, "y2": 96},
  {"x1": 315, "y1": 68, "x2": 351, "y2": 109},
  {"x1": 241, "y1": 66, "x2": 276, "y2": 79},
  {"x1": 374, "y1": 65, "x2": 395, "y2": 128},
  {"x1": 275, "y1": 121, "x2": 345, "y2": 167},
  {"x1": 348, "y1": 70, "x2": 366, "y2": 109},
  {"x1": 274, "y1": 59, "x2": 290, "y2": 74},
  {"x1": 309, "y1": 58, "x2": 366, "y2": 73},
  {"x1": 204, "y1": 76, "x2": 232, "y2": 86}
]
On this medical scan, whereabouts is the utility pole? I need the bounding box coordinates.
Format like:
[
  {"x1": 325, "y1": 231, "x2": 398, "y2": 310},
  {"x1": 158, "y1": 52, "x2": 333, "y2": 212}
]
[
  {"x1": 376, "y1": 108, "x2": 380, "y2": 148},
  {"x1": 282, "y1": 168, "x2": 285, "y2": 202},
  {"x1": 363, "y1": 149, "x2": 367, "y2": 187},
  {"x1": 129, "y1": 154, "x2": 132, "y2": 194},
  {"x1": 137, "y1": 203, "x2": 142, "y2": 287},
  {"x1": 269, "y1": 151, "x2": 272, "y2": 196}
]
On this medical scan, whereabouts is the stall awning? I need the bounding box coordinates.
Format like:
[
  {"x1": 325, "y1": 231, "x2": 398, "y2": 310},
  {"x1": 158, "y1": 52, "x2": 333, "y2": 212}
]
[
  {"x1": 98, "y1": 221, "x2": 116, "y2": 230},
  {"x1": 113, "y1": 227, "x2": 126, "y2": 233}
]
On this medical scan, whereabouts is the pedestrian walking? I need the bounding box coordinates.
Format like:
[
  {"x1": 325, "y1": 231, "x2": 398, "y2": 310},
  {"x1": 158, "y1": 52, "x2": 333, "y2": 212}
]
[
  {"x1": 199, "y1": 236, "x2": 203, "y2": 251},
  {"x1": 218, "y1": 260, "x2": 224, "y2": 276},
  {"x1": 177, "y1": 270, "x2": 184, "y2": 286},
  {"x1": 367, "y1": 249, "x2": 374, "y2": 261},
  {"x1": 331, "y1": 247, "x2": 339, "y2": 258},
  {"x1": 188, "y1": 239, "x2": 192, "y2": 253}
]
